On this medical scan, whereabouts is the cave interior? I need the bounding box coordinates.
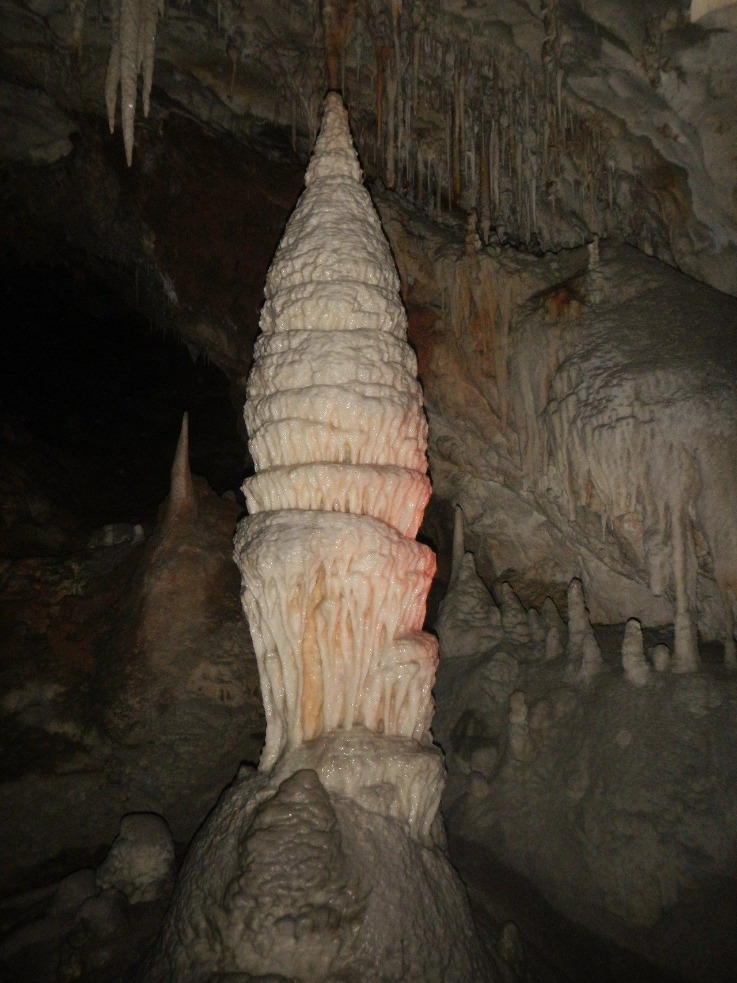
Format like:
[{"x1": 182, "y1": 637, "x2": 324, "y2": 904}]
[{"x1": 1, "y1": 1, "x2": 737, "y2": 981}]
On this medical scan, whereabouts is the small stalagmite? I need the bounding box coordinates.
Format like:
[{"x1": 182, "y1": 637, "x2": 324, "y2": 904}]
[
  {"x1": 622, "y1": 618, "x2": 650, "y2": 687},
  {"x1": 565, "y1": 577, "x2": 602, "y2": 683},
  {"x1": 234, "y1": 92, "x2": 439, "y2": 787}
]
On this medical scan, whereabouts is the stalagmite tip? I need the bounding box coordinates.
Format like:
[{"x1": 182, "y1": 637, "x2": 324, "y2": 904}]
[
  {"x1": 305, "y1": 91, "x2": 363, "y2": 186},
  {"x1": 163, "y1": 411, "x2": 197, "y2": 529}
]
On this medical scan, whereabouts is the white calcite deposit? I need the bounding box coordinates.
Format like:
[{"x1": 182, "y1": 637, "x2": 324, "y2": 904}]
[
  {"x1": 432, "y1": 563, "x2": 737, "y2": 979},
  {"x1": 234, "y1": 91, "x2": 439, "y2": 783},
  {"x1": 238, "y1": 510, "x2": 436, "y2": 770},
  {"x1": 244, "y1": 462, "x2": 430, "y2": 538},
  {"x1": 104, "y1": 0, "x2": 162, "y2": 166},
  {"x1": 145, "y1": 94, "x2": 492, "y2": 982}
]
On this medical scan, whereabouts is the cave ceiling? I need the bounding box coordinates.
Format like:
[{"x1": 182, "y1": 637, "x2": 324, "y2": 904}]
[{"x1": 1, "y1": 0, "x2": 736, "y2": 295}]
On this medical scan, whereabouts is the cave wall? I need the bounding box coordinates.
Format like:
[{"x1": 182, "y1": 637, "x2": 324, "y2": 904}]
[
  {"x1": 3, "y1": 1, "x2": 736, "y2": 651},
  {"x1": 2, "y1": 8, "x2": 737, "y2": 978},
  {"x1": 4, "y1": 74, "x2": 737, "y2": 657}
]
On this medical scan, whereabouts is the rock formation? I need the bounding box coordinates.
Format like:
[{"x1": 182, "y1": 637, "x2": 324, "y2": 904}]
[
  {"x1": 432, "y1": 561, "x2": 737, "y2": 981},
  {"x1": 3, "y1": 4, "x2": 737, "y2": 978},
  {"x1": 235, "y1": 89, "x2": 439, "y2": 781},
  {"x1": 104, "y1": 0, "x2": 162, "y2": 166},
  {"x1": 53, "y1": 0, "x2": 737, "y2": 291},
  {"x1": 145, "y1": 92, "x2": 491, "y2": 981}
]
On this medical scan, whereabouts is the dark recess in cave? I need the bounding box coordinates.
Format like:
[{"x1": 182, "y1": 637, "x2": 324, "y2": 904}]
[{"x1": 0, "y1": 261, "x2": 247, "y2": 545}]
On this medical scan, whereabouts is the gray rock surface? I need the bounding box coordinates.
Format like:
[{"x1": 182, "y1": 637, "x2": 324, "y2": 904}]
[
  {"x1": 145, "y1": 764, "x2": 494, "y2": 982},
  {"x1": 96, "y1": 812, "x2": 176, "y2": 905},
  {"x1": 433, "y1": 569, "x2": 737, "y2": 981}
]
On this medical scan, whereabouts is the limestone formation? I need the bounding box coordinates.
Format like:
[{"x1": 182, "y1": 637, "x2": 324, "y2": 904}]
[
  {"x1": 4, "y1": 4, "x2": 737, "y2": 978},
  {"x1": 95, "y1": 812, "x2": 175, "y2": 905},
  {"x1": 436, "y1": 506, "x2": 504, "y2": 659},
  {"x1": 500, "y1": 582, "x2": 531, "y2": 646},
  {"x1": 622, "y1": 619, "x2": 650, "y2": 688},
  {"x1": 104, "y1": 0, "x2": 162, "y2": 166},
  {"x1": 507, "y1": 690, "x2": 535, "y2": 763},
  {"x1": 234, "y1": 91, "x2": 439, "y2": 780},
  {"x1": 565, "y1": 577, "x2": 602, "y2": 684},
  {"x1": 542, "y1": 596, "x2": 566, "y2": 662},
  {"x1": 143, "y1": 93, "x2": 490, "y2": 981},
  {"x1": 431, "y1": 512, "x2": 737, "y2": 978},
  {"x1": 651, "y1": 643, "x2": 671, "y2": 672},
  {"x1": 144, "y1": 763, "x2": 492, "y2": 982}
]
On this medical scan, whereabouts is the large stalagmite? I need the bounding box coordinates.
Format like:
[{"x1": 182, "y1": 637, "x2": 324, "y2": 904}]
[
  {"x1": 234, "y1": 89, "x2": 438, "y2": 776},
  {"x1": 145, "y1": 94, "x2": 491, "y2": 981}
]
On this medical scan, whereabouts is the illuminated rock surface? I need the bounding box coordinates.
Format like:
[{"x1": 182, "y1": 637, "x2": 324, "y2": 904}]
[
  {"x1": 236, "y1": 92, "x2": 438, "y2": 774},
  {"x1": 144, "y1": 94, "x2": 492, "y2": 982},
  {"x1": 3, "y1": 4, "x2": 737, "y2": 974}
]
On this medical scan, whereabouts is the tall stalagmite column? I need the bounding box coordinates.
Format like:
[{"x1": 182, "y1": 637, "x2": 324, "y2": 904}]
[
  {"x1": 146, "y1": 95, "x2": 491, "y2": 982},
  {"x1": 234, "y1": 92, "x2": 440, "y2": 794}
]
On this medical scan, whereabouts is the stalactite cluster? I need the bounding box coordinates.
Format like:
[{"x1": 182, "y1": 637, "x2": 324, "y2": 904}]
[
  {"x1": 103, "y1": 0, "x2": 163, "y2": 166},
  {"x1": 69, "y1": 0, "x2": 720, "y2": 265},
  {"x1": 241, "y1": 0, "x2": 643, "y2": 255},
  {"x1": 504, "y1": 261, "x2": 737, "y2": 671}
]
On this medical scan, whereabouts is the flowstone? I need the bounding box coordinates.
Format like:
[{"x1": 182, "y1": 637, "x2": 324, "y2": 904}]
[
  {"x1": 143, "y1": 763, "x2": 490, "y2": 982},
  {"x1": 433, "y1": 552, "x2": 737, "y2": 980}
]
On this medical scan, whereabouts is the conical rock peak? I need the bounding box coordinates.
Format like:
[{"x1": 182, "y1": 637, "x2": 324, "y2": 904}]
[
  {"x1": 305, "y1": 91, "x2": 363, "y2": 186},
  {"x1": 263, "y1": 93, "x2": 401, "y2": 321}
]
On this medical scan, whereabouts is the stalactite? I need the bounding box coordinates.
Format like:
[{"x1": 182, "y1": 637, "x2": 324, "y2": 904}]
[
  {"x1": 308, "y1": 86, "x2": 321, "y2": 148},
  {"x1": 140, "y1": 0, "x2": 161, "y2": 118},
  {"x1": 375, "y1": 42, "x2": 390, "y2": 150},
  {"x1": 451, "y1": 44, "x2": 467, "y2": 204},
  {"x1": 321, "y1": 0, "x2": 357, "y2": 92},
  {"x1": 542, "y1": 116, "x2": 549, "y2": 184},
  {"x1": 227, "y1": 41, "x2": 239, "y2": 100},
  {"x1": 390, "y1": 0, "x2": 403, "y2": 186},
  {"x1": 492, "y1": 119, "x2": 500, "y2": 212},
  {"x1": 105, "y1": 0, "x2": 161, "y2": 166},
  {"x1": 291, "y1": 90, "x2": 297, "y2": 150},
  {"x1": 104, "y1": 7, "x2": 121, "y2": 138},
  {"x1": 69, "y1": 0, "x2": 89, "y2": 61},
  {"x1": 119, "y1": 0, "x2": 141, "y2": 166},
  {"x1": 385, "y1": 61, "x2": 397, "y2": 188},
  {"x1": 445, "y1": 97, "x2": 452, "y2": 210},
  {"x1": 411, "y1": 25, "x2": 421, "y2": 115},
  {"x1": 479, "y1": 114, "x2": 491, "y2": 243},
  {"x1": 469, "y1": 116, "x2": 477, "y2": 207},
  {"x1": 354, "y1": 15, "x2": 364, "y2": 105}
]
